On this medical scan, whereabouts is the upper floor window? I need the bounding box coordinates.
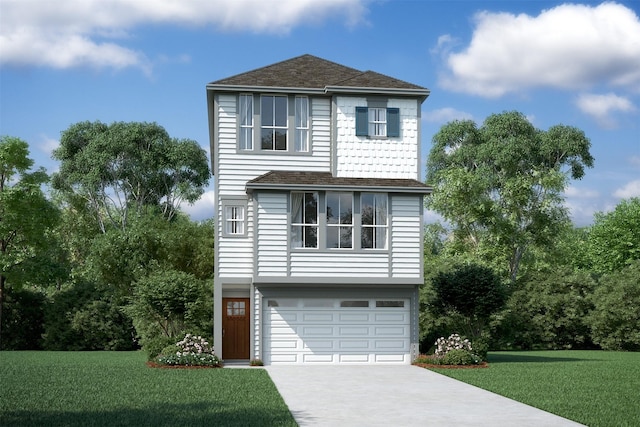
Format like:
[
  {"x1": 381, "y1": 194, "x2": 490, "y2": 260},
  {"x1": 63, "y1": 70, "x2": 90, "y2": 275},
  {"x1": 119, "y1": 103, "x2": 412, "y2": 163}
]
[
  {"x1": 261, "y1": 95, "x2": 288, "y2": 150},
  {"x1": 326, "y1": 192, "x2": 353, "y2": 249},
  {"x1": 239, "y1": 94, "x2": 253, "y2": 150},
  {"x1": 361, "y1": 193, "x2": 388, "y2": 249},
  {"x1": 291, "y1": 192, "x2": 318, "y2": 248},
  {"x1": 355, "y1": 106, "x2": 400, "y2": 138},
  {"x1": 295, "y1": 96, "x2": 309, "y2": 152}
]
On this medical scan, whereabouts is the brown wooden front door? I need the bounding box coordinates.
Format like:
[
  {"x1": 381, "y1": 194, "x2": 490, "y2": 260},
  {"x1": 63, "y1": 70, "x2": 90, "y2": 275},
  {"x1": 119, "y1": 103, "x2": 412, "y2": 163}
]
[{"x1": 222, "y1": 298, "x2": 250, "y2": 359}]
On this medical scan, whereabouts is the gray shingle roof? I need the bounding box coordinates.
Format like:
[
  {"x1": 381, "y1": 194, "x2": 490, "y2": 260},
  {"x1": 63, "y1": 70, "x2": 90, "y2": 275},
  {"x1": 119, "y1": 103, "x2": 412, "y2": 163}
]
[
  {"x1": 209, "y1": 54, "x2": 427, "y2": 92},
  {"x1": 246, "y1": 171, "x2": 432, "y2": 194}
]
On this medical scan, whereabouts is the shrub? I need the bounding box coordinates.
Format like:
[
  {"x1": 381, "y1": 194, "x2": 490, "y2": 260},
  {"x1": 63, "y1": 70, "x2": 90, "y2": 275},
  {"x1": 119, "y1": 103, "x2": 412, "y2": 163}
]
[
  {"x1": 250, "y1": 359, "x2": 264, "y2": 366},
  {"x1": 587, "y1": 261, "x2": 640, "y2": 351},
  {"x1": 1, "y1": 288, "x2": 46, "y2": 350},
  {"x1": 155, "y1": 334, "x2": 220, "y2": 367},
  {"x1": 434, "y1": 334, "x2": 472, "y2": 357},
  {"x1": 442, "y1": 349, "x2": 476, "y2": 366}
]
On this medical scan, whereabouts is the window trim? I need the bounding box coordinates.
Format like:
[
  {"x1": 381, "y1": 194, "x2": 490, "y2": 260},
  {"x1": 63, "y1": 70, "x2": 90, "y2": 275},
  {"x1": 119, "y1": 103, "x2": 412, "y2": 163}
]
[{"x1": 221, "y1": 198, "x2": 248, "y2": 238}]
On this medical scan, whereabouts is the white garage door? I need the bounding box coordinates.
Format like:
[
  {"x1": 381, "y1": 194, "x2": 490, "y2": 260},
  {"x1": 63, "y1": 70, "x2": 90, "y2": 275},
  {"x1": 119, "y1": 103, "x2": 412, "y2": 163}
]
[{"x1": 264, "y1": 297, "x2": 410, "y2": 364}]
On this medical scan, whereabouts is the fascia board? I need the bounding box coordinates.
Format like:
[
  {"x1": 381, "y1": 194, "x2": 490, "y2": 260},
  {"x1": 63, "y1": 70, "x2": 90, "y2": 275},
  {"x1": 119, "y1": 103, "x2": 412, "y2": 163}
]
[
  {"x1": 206, "y1": 84, "x2": 325, "y2": 95},
  {"x1": 246, "y1": 182, "x2": 433, "y2": 195}
]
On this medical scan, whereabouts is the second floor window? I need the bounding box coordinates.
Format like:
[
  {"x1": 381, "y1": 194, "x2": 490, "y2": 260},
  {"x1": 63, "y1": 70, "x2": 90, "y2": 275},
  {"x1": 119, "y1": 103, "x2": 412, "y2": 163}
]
[
  {"x1": 326, "y1": 192, "x2": 353, "y2": 249},
  {"x1": 355, "y1": 106, "x2": 400, "y2": 138},
  {"x1": 261, "y1": 95, "x2": 287, "y2": 150},
  {"x1": 225, "y1": 205, "x2": 245, "y2": 235},
  {"x1": 361, "y1": 193, "x2": 388, "y2": 249},
  {"x1": 291, "y1": 192, "x2": 318, "y2": 248}
]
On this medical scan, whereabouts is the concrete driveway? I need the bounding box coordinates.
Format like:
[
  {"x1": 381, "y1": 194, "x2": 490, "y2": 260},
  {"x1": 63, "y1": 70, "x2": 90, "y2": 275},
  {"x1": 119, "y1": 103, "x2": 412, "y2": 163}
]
[{"x1": 265, "y1": 365, "x2": 585, "y2": 427}]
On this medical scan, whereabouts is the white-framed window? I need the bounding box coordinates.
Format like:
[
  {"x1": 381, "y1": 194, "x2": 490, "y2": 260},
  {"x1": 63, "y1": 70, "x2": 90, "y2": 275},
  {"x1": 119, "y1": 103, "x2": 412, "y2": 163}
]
[
  {"x1": 326, "y1": 192, "x2": 353, "y2": 249},
  {"x1": 222, "y1": 199, "x2": 248, "y2": 237},
  {"x1": 355, "y1": 106, "x2": 400, "y2": 138},
  {"x1": 295, "y1": 96, "x2": 309, "y2": 152},
  {"x1": 369, "y1": 107, "x2": 387, "y2": 137},
  {"x1": 361, "y1": 193, "x2": 388, "y2": 249},
  {"x1": 291, "y1": 192, "x2": 318, "y2": 248},
  {"x1": 239, "y1": 94, "x2": 253, "y2": 150},
  {"x1": 261, "y1": 95, "x2": 288, "y2": 150}
]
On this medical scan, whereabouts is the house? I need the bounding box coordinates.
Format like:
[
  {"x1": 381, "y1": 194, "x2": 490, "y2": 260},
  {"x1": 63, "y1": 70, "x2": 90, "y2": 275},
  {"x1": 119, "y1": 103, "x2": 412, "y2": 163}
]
[{"x1": 206, "y1": 54, "x2": 431, "y2": 364}]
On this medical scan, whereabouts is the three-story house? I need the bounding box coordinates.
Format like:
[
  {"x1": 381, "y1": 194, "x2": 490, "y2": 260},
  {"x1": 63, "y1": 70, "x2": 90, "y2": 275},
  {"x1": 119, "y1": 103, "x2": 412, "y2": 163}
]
[{"x1": 206, "y1": 54, "x2": 431, "y2": 364}]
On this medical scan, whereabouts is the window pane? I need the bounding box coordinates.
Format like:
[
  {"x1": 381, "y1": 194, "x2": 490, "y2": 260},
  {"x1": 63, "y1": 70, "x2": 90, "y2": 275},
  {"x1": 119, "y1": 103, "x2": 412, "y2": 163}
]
[
  {"x1": 240, "y1": 95, "x2": 253, "y2": 126},
  {"x1": 275, "y1": 130, "x2": 287, "y2": 150},
  {"x1": 304, "y1": 225, "x2": 317, "y2": 248},
  {"x1": 304, "y1": 193, "x2": 318, "y2": 224},
  {"x1": 296, "y1": 129, "x2": 308, "y2": 152},
  {"x1": 361, "y1": 193, "x2": 374, "y2": 225},
  {"x1": 376, "y1": 301, "x2": 404, "y2": 308},
  {"x1": 375, "y1": 227, "x2": 387, "y2": 249},
  {"x1": 295, "y1": 97, "x2": 308, "y2": 127},
  {"x1": 340, "y1": 300, "x2": 369, "y2": 308},
  {"x1": 340, "y1": 226, "x2": 353, "y2": 248},
  {"x1": 275, "y1": 96, "x2": 287, "y2": 127},
  {"x1": 361, "y1": 227, "x2": 373, "y2": 249},
  {"x1": 261, "y1": 129, "x2": 273, "y2": 150},
  {"x1": 261, "y1": 96, "x2": 273, "y2": 126},
  {"x1": 326, "y1": 227, "x2": 339, "y2": 248}
]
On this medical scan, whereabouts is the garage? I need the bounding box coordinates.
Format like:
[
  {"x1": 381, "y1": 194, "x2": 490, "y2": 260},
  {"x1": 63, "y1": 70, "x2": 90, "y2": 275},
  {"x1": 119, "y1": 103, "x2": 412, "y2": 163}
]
[{"x1": 263, "y1": 297, "x2": 410, "y2": 364}]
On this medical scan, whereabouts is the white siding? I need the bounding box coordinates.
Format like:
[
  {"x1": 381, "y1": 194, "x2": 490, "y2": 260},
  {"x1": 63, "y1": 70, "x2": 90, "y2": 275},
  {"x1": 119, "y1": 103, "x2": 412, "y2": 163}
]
[
  {"x1": 334, "y1": 96, "x2": 420, "y2": 180},
  {"x1": 256, "y1": 193, "x2": 288, "y2": 276},
  {"x1": 390, "y1": 196, "x2": 422, "y2": 278},
  {"x1": 217, "y1": 95, "x2": 331, "y2": 197},
  {"x1": 216, "y1": 200, "x2": 253, "y2": 278},
  {"x1": 290, "y1": 252, "x2": 389, "y2": 277},
  {"x1": 216, "y1": 95, "x2": 331, "y2": 279}
]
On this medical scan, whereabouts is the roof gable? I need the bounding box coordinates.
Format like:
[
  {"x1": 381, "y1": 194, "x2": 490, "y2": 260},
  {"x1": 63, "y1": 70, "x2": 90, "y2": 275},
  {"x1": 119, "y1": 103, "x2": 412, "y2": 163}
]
[{"x1": 209, "y1": 54, "x2": 428, "y2": 93}]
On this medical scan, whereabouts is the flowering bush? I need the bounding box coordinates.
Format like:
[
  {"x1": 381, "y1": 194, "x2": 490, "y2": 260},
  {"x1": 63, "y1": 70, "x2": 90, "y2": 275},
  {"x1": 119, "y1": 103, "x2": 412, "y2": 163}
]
[
  {"x1": 434, "y1": 334, "x2": 473, "y2": 357},
  {"x1": 431, "y1": 334, "x2": 481, "y2": 365},
  {"x1": 155, "y1": 334, "x2": 220, "y2": 367}
]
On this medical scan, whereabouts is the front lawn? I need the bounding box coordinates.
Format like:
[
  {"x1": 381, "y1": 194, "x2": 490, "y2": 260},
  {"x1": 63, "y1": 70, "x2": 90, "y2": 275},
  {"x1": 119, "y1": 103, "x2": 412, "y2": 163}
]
[
  {"x1": 429, "y1": 350, "x2": 640, "y2": 427},
  {"x1": 0, "y1": 351, "x2": 296, "y2": 427}
]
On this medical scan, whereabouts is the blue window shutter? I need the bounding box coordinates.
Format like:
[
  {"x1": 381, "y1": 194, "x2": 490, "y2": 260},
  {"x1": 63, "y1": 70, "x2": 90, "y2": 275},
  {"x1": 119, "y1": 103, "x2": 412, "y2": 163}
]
[
  {"x1": 355, "y1": 107, "x2": 368, "y2": 136},
  {"x1": 387, "y1": 108, "x2": 400, "y2": 137}
]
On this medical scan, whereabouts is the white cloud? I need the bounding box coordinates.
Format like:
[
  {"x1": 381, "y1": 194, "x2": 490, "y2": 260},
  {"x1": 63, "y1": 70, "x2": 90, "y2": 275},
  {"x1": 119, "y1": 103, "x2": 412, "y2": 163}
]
[
  {"x1": 0, "y1": 0, "x2": 368, "y2": 72},
  {"x1": 423, "y1": 108, "x2": 474, "y2": 124},
  {"x1": 38, "y1": 135, "x2": 60, "y2": 156},
  {"x1": 564, "y1": 185, "x2": 600, "y2": 199},
  {"x1": 575, "y1": 92, "x2": 637, "y2": 128},
  {"x1": 614, "y1": 180, "x2": 640, "y2": 198},
  {"x1": 440, "y1": 3, "x2": 640, "y2": 97},
  {"x1": 181, "y1": 190, "x2": 215, "y2": 220}
]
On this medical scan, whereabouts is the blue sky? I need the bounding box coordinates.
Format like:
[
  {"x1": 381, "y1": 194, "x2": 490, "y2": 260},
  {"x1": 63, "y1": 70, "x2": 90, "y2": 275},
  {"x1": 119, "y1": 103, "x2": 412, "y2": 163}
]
[{"x1": 1, "y1": 0, "x2": 639, "y2": 226}]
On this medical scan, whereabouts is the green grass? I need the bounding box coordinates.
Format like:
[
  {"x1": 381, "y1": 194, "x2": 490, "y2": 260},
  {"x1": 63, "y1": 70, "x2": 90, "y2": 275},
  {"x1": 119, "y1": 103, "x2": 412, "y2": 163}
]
[
  {"x1": 0, "y1": 351, "x2": 296, "y2": 427},
  {"x1": 429, "y1": 350, "x2": 640, "y2": 427}
]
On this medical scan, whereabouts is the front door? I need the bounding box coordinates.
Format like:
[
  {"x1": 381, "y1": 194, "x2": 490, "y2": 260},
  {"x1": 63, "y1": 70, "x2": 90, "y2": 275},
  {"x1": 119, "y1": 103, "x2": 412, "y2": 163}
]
[{"x1": 222, "y1": 298, "x2": 250, "y2": 359}]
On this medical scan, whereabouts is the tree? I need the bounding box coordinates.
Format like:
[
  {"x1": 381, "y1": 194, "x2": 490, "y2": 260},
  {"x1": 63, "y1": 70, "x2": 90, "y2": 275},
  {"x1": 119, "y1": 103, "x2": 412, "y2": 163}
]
[
  {"x1": 426, "y1": 111, "x2": 594, "y2": 283},
  {"x1": 587, "y1": 198, "x2": 640, "y2": 274},
  {"x1": 52, "y1": 121, "x2": 210, "y2": 232},
  {"x1": 0, "y1": 136, "x2": 60, "y2": 349},
  {"x1": 427, "y1": 263, "x2": 507, "y2": 345}
]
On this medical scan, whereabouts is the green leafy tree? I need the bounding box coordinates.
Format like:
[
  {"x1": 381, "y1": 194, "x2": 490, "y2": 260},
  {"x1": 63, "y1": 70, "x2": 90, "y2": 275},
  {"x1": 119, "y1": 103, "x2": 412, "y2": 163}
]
[
  {"x1": 0, "y1": 136, "x2": 60, "y2": 348},
  {"x1": 52, "y1": 121, "x2": 210, "y2": 232},
  {"x1": 427, "y1": 263, "x2": 507, "y2": 344},
  {"x1": 587, "y1": 198, "x2": 640, "y2": 274},
  {"x1": 587, "y1": 261, "x2": 640, "y2": 351},
  {"x1": 426, "y1": 111, "x2": 594, "y2": 283},
  {"x1": 127, "y1": 269, "x2": 212, "y2": 358}
]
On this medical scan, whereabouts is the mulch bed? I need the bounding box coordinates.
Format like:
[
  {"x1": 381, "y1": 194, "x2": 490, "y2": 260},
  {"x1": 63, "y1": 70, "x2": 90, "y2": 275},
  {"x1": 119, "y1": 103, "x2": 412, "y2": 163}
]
[
  {"x1": 413, "y1": 362, "x2": 489, "y2": 369},
  {"x1": 146, "y1": 361, "x2": 222, "y2": 369}
]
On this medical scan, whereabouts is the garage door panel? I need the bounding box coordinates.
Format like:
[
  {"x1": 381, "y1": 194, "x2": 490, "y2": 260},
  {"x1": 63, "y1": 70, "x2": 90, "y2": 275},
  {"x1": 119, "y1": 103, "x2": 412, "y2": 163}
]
[
  {"x1": 339, "y1": 326, "x2": 370, "y2": 335},
  {"x1": 339, "y1": 313, "x2": 370, "y2": 322},
  {"x1": 303, "y1": 354, "x2": 336, "y2": 363},
  {"x1": 302, "y1": 313, "x2": 334, "y2": 322},
  {"x1": 268, "y1": 339, "x2": 299, "y2": 349},
  {"x1": 374, "y1": 340, "x2": 408, "y2": 349},
  {"x1": 302, "y1": 326, "x2": 334, "y2": 336},
  {"x1": 303, "y1": 340, "x2": 335, "y2": 350},
  {"x1": 269, "y1": 312, "x2": 298, "y2": 322},
  {"x1": 375, "y1": 313, "x2": 406, "y2": 322},
  {"x1": 339, "y1": 354, "x2": 371, "y2": 363},
  {"x1": 375, "y1": 326, "x2": 407, "y2": 335}
]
